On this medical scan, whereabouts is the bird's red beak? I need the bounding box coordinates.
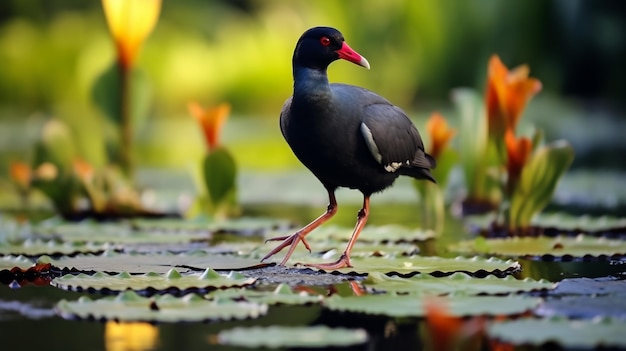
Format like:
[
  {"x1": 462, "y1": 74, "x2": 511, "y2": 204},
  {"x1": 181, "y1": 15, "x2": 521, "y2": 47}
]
[{"x1": 336, "y1": 42, "x2": 370, "y2": 70}]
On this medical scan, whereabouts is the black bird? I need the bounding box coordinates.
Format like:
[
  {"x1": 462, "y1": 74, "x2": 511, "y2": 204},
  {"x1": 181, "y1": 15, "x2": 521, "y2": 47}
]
[{"x1": 262, "y1": 27, "x2": 436, "y2": 269}]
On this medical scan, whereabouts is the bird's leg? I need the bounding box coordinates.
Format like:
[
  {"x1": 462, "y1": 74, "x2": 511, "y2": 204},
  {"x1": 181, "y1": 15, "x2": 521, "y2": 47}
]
[
  {"x1": 261, "y1": 190, "x2": 338, "y2": 265},
  {"x1": 306, "y1": 196, "x2": 370, "y2": 270}
]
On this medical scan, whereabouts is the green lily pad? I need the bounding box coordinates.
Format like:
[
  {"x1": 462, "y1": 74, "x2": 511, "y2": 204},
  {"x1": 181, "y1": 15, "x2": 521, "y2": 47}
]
[
  {"x1": 217, "y1": 326, "x2": 368, "y2": 348},
  {"x1": 37, "y1": 222, "x2": 210, "y2": 245},
  {"x1": 0, "y1": 239, "x2": 113, "y2": 257},
  {"x1": 324, "y1": 294, "x2": 542, "y2": 318},
  {"x1": 466, "y1": 212, "x2": 626, "y2": 236},
  {"x1": 449, "y1": 235, "x2": 626, "y2": 259},
  {"x1": 271, "y1": 225, "x2": 435, "y2": 243},
  {"x1": 56, "y1": 290, "x2": 268, "y2": 322},
  {"x1": 51, "y1": 268, "x2": 256, "y2": 295},
  {"x1": 131, "y1": 216, "x2": 294, "y2": 235},
  {"x1": 488, "y1": 317, "x2": 626, "y2": 349},
  {"x1": 363, "y1": 272, "x2": 555, "y2": 295},
  {"x1": 39, "y1": 252, "x2": 269, "y2": 274},
  {"x1": 275, "y1": 254, "x2": 520, "y2": 277},
  {"x1": 207, "y1": 283, "x2": 323, "y2": 305},
  {"x1": 0, "y1": 255, "x2": 35, "y2": 270}
]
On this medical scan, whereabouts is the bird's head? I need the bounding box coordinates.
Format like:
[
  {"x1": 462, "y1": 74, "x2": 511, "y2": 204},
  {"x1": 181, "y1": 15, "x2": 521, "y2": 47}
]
[{"x1": 293, "y1": 27, "x2": 370, "y2": 71}]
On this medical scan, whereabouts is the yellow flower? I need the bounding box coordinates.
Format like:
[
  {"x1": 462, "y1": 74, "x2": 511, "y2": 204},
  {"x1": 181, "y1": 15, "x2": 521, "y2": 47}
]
[
  {"x1": 188, "y1": 102, "x2": 231, "y2": 151},
  {"x1": 485, "y1": 55, "x2": 542, "y2": 139},
  {"x1": 105, "y1": 321, "x2": 159, "y2": 351},
  {"x1": 505, "y1": 129, "x2": 532, "y2": 194},
  {"x1": 102, "y1": 0, "x2": 162, "y2": 69},
  {"x1": 426, "y1": 112, "x2": 456, "y2": 160}
]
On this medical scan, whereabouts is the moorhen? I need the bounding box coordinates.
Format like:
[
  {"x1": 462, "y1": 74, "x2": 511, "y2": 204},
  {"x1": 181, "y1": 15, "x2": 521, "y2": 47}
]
[{"x1": 262, "y1": 27, "x2": 436, "y2": 269}]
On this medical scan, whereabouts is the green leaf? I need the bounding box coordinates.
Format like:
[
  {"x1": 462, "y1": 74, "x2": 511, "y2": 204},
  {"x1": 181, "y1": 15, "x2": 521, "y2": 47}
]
[
  {"x1": 217, "y1": 326, "x2": 368, "y2": 348},
  {"x1": 488, "y1": 317, "x2": 626, "y2": 349},
  {"x1": 324, "y1": 294, "x2": 541, "y2": 318},
  {"x1": 509, "y1": 140, "x2": 575, "y2": 229},
  {"x1": 363, "y1": 272, "x2": 555, "y2": 295},
  {"x1": 449, "y1": 235, "x2": 626, "y2": 258},
  {"x1": 271, "y1": 254, "x2": 520, "y2": 277},
  {"x1": 45, "y1": 252, "x2": 267, "y2": 274},
  {"x1": 451, "y1": 88, "x2": 489, "y2": 199},
  {"x1": 91, "y1": 62, "x2": 152, "y2": 131},
  {"x1": 203, "y1": 147, "x2": 237, "y2": 209},
  {"x1": 56, "y1": 290, "x2": 268, "y2": 322},
  {"x1": 51, "y1": 269, "x2": 256, "y2": 294}
]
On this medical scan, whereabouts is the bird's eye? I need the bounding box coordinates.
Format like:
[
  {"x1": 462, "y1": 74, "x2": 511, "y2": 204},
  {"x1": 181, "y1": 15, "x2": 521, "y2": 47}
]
[{"x1": 320, "y1": 37, "x2": 331, "y2": 46}]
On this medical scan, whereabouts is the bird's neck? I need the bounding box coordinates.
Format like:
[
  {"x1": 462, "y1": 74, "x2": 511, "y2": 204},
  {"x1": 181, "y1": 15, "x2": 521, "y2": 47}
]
[{"x1": 293, "y1": 66, "x2": 332, "y2": 104}]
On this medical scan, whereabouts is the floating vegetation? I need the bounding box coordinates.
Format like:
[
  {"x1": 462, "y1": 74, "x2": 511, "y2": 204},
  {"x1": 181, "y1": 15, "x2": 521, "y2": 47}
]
[
  {"x1": 362, "y1": 272, "x2": 555, "y2": 295},
  {"x1": 274, "y1": 224, "x2": 435, "y2": 243},
  {"x1": 51, "y1": 268, "x2": 257, "y2": 296},
  {"x1": 56, "y1": 290, "x2": 268, "y2": 322},
  {"x1": 449, "y1": 235, "x2": 626, "y2": 260},
  {"x1": 0, "y1": 239, "x2": 113, "y2": 257},
  {"x1": 39, "y1": 251, "x2": 270, "y2": 274},
  {"x1": 216, "y1": 326, "x2": 368, "y2": 348},
  {"x1": 288, "y1": 255, "x2": 521, "y2": 277},
  {"x1": 488, "y1": 317, "x2": 626, "y2": 349},
  {"x1": 323, "y1": 294, "x2": 542, "y2": 318},
  {"x1": 206, "y1": 283, "x2": 323, "y2": 305}
]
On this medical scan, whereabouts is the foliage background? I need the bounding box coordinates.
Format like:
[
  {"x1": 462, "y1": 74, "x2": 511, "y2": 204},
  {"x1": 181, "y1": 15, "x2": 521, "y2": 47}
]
[{"x1": 0, "y1": 0, "x2": 624, "y2": 178}]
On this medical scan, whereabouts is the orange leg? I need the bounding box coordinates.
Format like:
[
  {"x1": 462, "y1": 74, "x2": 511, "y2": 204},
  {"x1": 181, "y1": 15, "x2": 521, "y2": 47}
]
[
  {"x1": 261, "y1": 190, "x2": 338, "y2": 265},
  {"x1": 305, "y1": 195, "x2": 370, "y2": 270}
]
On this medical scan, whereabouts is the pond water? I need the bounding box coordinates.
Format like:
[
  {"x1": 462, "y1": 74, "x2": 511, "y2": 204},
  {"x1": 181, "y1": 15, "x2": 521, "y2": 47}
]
[{"x1": 0, "y1": 202, "x2": 624, "y2": 351}]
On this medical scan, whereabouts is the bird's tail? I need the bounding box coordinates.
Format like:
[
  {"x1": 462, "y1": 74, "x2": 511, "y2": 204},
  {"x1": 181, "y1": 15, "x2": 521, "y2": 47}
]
[{"x1": 400, "y1": 152, "x2": 437, "y2": 183}]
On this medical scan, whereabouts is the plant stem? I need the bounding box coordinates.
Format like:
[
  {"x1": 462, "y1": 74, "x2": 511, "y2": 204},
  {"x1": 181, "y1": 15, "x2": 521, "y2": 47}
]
[{"x1": 119, "y1": 62, "x2": 133, "y2": 178}]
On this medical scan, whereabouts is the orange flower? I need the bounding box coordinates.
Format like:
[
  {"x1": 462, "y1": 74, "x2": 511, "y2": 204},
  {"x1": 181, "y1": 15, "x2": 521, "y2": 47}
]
[
  {"x1": 102, "y1": 0, "x2": 162, "y2": 69},
  {"x1": 73, "y1": 158, "x2": 95, "y2": 183},
  {"x1": 423, "y1": 297, "x2": 485, "y2": 351},
  {"x1": 485, "y1": 55, "x2": 542, "y2": 139},
  {"x1": 188, "y1": 102, "x2": 231, "y2": 151},
  {"x1": 10, "y1": 162, "x2": 32, "y2": 190},
  {"x1": 426, "y1": 112, "x2": 456, "y2": 160},
  {"x1": 505, "y1": 129, "x2": 532, "y2": 194}
]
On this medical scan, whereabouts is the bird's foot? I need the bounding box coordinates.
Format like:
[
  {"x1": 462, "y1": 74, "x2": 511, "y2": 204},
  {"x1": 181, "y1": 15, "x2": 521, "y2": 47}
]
[
  {"x1": 261, "y1": 232, "x2": 312, "y2": 265},
  {"x1": 303, "y1": 253, "x2": 352, "y2": 270}
]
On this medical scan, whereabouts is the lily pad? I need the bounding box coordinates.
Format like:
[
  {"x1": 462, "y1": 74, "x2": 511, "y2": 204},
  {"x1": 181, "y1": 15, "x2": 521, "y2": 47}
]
[
  {"x1": 207, "y1": 283, "x2": 323, "y2": 305},
  {"x1": 488, "y1": 317, "x2": 626, "y2": 349},
  {"x1": 217, "y1": 326, "x2": 367, "y2": 348},
  {"x1": 363, "y1": 272, "x2": 555, "y2": 295},
  {"x1": 537, "y1": 295, "x2": 626, "y2": 320},
  {"x1": 0, "y1": 255, "x2": 35, "y2": 270},
  {"x1": 324, "y1": 294, "x2": 542, "y2": 318},
  {"x1": 51, "y1": 268, "x2": 257, "y2": 295},
  {"x1": 0, "y1": 239, "x2": 113, "y2": 257},
  {"x1": 56, "y1": 290, "x2": 268, "y2": 322},
  {"x1": 466, "y1": 212, "x2": 626, "y2": 237},
  {"x1": 131, "y1": 217, "x2": 294, "y2": 235},
  {"x1": 37, "y1": 222, "x2": 210, "y2": 245},
  {"x1": 449, "y1": 235, "x2": 626, "y2": 260},
  {"x1": 550, "y1": 277, "x2": 626, "y2": 296},
  {"x1": 280, "y1": 255, "x2": 520, "y2": 277},
  {"x1": 39, "y1": 252, "x2": 269, "y2": 274},
  {"x1": 271, "y1": 224, "x2": 435, "y2": 243}
]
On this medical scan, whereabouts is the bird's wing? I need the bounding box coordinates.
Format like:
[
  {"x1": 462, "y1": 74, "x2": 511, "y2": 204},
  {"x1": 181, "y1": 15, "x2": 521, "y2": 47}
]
[{"x1": 360, "y1": 103, "x2": 429, "y2": 172}]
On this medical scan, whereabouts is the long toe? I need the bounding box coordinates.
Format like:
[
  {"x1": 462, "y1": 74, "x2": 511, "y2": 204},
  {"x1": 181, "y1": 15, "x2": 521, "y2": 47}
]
[
  {"x1": 303, "y1": 254, "x2": 352, "y2": 270},
  {"x1": 261, "y1": 232, "x2": 311, "y2": 264}
]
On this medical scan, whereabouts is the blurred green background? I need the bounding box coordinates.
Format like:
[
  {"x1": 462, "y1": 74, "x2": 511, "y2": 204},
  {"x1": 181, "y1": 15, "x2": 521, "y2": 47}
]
[{"x1": 0, "y1": 0, "x2": 624, "y2": 185}]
